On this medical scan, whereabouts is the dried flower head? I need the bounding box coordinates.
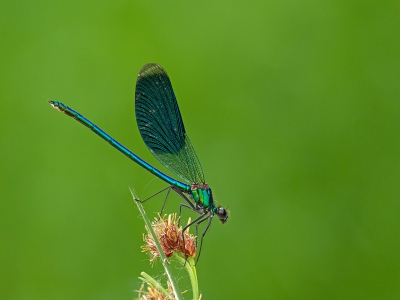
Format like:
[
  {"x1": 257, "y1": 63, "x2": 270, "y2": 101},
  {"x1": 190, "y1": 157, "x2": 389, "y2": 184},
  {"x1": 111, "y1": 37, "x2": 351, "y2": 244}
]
[
  {"x1": 142, "y1": 214, "x2": 197, "y2": 263},
  {"x1": 137, "y1": 281, "x2": 175, "y2": 300}
]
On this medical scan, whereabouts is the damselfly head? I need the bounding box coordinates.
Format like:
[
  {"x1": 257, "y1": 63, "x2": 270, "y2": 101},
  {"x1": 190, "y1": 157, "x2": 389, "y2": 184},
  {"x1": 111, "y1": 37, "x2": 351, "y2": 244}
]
[{"x1": 216, "y1": 206, "x2": 228, "y2": 224}]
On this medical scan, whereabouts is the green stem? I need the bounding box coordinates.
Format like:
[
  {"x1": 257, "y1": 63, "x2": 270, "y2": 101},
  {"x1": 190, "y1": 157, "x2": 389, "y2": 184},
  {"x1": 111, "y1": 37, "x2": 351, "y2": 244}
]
[
  {"x1": 174, "y1": 255, "x2": 199, "y2": 300},
  {"x1": 139, "y1": 272, "x2": 171, "y2": 298},
  {"x1": 131, "y1": 188, "x2": 183, "y2": 300}
]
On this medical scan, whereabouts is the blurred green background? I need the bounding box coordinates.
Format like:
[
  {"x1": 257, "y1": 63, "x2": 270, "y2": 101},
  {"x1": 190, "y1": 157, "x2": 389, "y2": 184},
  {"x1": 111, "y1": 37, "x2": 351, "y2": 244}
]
[{"x1": 1, "y1": 1, "x2": 399, "y2": 299}]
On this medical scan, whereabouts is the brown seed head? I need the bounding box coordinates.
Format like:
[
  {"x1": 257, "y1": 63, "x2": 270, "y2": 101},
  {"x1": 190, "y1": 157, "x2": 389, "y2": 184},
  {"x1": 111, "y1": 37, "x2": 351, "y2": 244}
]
[
  {"x1": 142, "y1": 214, "x2": 197, "y2": 262},
  {"x1": 137, "y1": 281, "x2": 174, "y2": 300}
]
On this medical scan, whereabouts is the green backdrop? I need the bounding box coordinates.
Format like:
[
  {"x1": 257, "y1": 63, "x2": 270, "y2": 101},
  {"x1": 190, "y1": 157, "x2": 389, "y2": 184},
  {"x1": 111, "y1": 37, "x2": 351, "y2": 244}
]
[{"x1": 1, "y1": 1, "x2": 399, "y2": 299}]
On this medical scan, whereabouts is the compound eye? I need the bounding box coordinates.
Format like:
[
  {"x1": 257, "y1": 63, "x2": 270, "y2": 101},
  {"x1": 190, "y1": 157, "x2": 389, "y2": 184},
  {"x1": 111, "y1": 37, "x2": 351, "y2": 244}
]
[
  {"x1": 216, "y1": 207, "x2": 228, "y2": 223},
  {"x1": 218, "y1": 207, "x2": 226, "y2": 216}
]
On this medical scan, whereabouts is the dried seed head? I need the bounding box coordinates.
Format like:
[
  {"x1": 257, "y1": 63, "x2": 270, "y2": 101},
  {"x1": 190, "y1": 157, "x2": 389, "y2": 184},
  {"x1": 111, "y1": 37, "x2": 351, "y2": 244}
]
[
  {"x1": 142, "y1": 214, "x2": 197, "y2": 263},
  {"x1": 137, "y1": 281, "x2": 174, "y2": 300}
]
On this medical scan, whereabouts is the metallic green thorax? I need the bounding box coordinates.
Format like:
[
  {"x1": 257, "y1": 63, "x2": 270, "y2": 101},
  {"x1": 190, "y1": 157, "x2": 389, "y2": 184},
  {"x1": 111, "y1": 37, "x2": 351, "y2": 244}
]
[{"x1": 190, "y1": 183, "x2": 216, "y2": 211}]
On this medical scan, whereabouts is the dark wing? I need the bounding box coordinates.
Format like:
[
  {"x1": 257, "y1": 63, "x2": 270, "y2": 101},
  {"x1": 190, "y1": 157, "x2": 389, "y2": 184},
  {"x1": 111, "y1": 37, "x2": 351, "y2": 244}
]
[{"x1": 135, "y1": 63, "x2": 204, "y2": 184}]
